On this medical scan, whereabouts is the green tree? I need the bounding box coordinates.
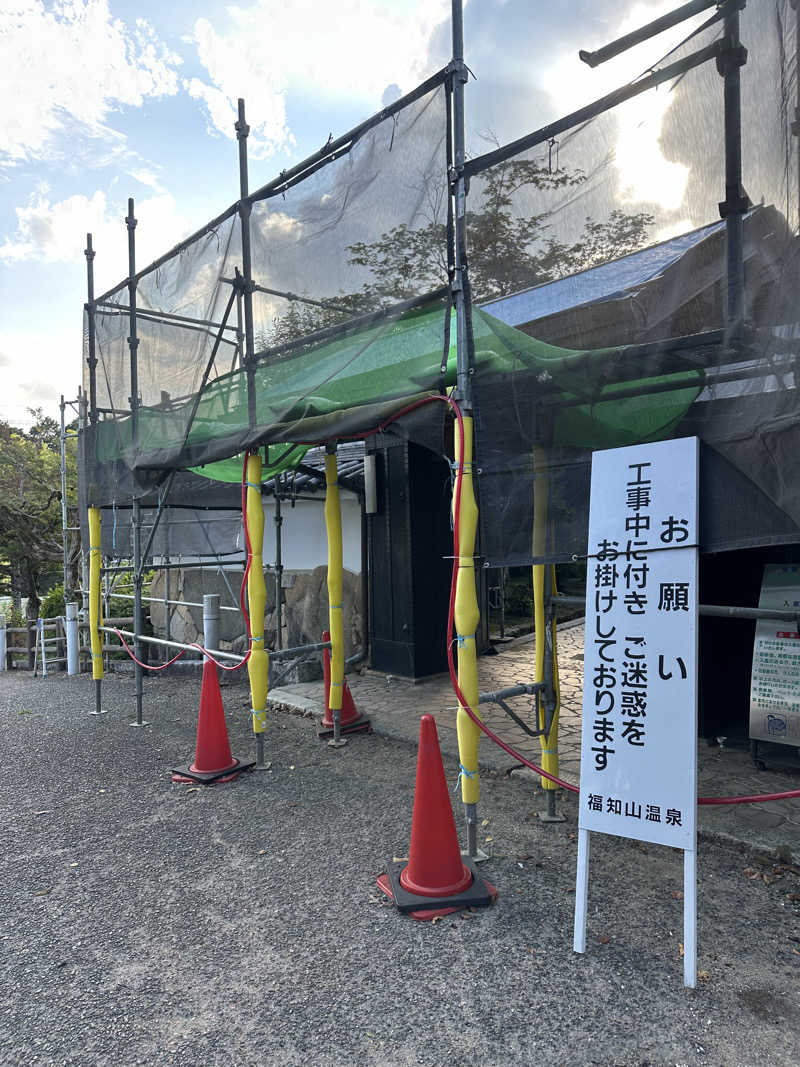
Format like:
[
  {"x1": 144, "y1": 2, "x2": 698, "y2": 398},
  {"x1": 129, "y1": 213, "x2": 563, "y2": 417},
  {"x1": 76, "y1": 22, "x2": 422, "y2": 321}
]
[
  {"x1": 0, "y1": 410, "x2": 78, "y2": 618},
  {"x1": 259, "y1": 159, "x2": 654, "y2": 348}
]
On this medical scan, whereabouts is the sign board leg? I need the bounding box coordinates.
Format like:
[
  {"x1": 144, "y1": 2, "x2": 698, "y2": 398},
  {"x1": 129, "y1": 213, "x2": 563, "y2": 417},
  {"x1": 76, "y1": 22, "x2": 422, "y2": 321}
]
[
  {"x1": 573, "y1": 827, "x2": 591, "y2": 953},
  {"x1": 683, "y1": 847, "x2": 697, "y2": 988}
]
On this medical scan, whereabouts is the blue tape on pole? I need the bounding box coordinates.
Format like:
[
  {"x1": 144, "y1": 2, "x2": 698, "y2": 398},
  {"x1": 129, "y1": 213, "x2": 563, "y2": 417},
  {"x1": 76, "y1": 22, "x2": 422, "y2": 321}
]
[{"x1": 453, "y1": 763, "x2": 478, "y2": 793}]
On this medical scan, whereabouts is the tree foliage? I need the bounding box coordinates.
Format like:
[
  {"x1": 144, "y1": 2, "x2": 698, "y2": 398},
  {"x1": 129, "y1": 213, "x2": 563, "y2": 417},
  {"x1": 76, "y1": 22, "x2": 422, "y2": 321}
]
[
  {"x1": 258, "y1": 159, "x2": 654, "y2": 348},
  {"x1": 0, "y1": 408, "x2": 79, "y2": 616}
]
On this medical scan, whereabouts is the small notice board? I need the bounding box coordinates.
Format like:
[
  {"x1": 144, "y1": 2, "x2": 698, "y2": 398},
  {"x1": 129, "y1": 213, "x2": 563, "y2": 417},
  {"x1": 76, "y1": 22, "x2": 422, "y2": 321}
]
[
  {"x1": 749, "y1": 564, "x2": 800, "y2": 748},
  {"x1": 573, "y1": 437, "x2": 699, "y2": 988}
]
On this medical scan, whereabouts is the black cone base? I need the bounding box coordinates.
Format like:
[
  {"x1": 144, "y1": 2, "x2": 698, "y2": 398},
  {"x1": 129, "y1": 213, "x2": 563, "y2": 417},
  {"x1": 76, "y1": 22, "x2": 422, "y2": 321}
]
[
  {"x1": 378, "y1": 857, "x2": 497, "y2": 914},
  {"x1": 171, "y1": 758, "x2": 255, "y2": 784},
  {"x1": 317, "y1": 716, "x2": 372, "y2": 739}
]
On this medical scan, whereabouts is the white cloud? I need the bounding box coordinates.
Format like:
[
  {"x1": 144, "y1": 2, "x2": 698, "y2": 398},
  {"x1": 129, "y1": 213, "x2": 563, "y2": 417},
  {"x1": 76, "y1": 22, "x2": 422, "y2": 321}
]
[
  {"x1": 128, "y1": 167, "x2": 163, "y2": 191},
  {"x1": 0, "y1": 1, "x2": 182, "y2": 165},
  {"x1": 0, "y1": 186, "x2": 191, "y2": 293},
  {"x1": 184, "y1": 0, "x2": 450, "y2": 156},
  {"x1": 0, "y1": 324, "x2": 80, "y2": 425}
]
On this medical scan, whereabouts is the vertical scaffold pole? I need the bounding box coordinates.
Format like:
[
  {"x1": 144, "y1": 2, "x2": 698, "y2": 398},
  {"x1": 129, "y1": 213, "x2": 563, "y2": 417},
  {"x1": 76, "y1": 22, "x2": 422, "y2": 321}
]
[
  {"x1": 794, "y1": 0, "x2": 800, "y2": 230},
  {"x1": 325, "y1": 444, "x2": 347, "y2": 748},
  {"x1": 85, "y1": 230, "x2": 102, "y2": 709},
  {"x1": 235, "y1": 99, "x2": 257, "y2": 431},
  {"x1": 246, "y1": 452, "x2": 268, "y2": 765},
  {"x1": 85, "y1": 236, "x2": 97, "y2": 428},
  {"x1": 719, "y1": 3, "x2": 748, "y2": 339},
  {"x1": 451, "y1": 0, "x2": 481, "y2": 856},
  {"x1": 131, "y1": 499, "x2": 147, "y2": 726},
  {"x1": 532, "y1": 447, "x2": 563, "y2": 821},
  {"x1": 59, "y1": 395, "x2": 70, "y2": 600},
  {"x1": 126, "y1": 199, "x2": 146, "y2": 727},
  {"x1": 88, "y1": 506, "x2": 104, "y2": 713},
  {"x1": 274, "y1": 481, "x2": 283, "y2": 651},
  {"x1": 78, "y1": 391, "x2": 90, "y2": 624},
  {"x1": 126, "y1": 200, "x2": 140, "y2": 446}
]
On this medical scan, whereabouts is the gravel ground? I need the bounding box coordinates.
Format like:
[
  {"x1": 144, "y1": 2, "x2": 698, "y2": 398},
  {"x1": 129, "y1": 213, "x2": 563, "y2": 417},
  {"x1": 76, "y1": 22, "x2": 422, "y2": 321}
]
[{"x1": 2, "y1": 669, "x2": 799, "y2": 1067}]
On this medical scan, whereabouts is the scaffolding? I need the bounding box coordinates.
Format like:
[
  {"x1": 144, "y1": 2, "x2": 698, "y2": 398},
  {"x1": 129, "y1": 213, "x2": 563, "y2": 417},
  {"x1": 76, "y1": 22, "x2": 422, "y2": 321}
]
[{"x1": 77, "y1": 0, "x2": 800, "y2": 848}]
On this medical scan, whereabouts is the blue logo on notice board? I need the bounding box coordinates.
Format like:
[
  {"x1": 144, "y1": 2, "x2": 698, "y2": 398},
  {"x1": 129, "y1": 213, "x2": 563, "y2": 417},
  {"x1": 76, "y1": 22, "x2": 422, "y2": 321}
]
[{"x1": 766, "y1": 714, "x2": 787, "y2": 736}]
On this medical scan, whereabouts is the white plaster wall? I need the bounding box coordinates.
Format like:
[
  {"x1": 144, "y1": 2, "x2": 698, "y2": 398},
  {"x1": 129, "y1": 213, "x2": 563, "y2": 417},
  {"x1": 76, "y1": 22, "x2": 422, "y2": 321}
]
[{"x1": 261, "y1": 491, "x2": 361, "y2": 574}]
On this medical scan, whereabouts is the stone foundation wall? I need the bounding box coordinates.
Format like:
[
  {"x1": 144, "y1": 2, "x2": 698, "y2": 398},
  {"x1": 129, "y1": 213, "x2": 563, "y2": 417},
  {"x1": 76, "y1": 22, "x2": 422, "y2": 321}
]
[{"x1": 149, "y1": 565, "x2": 361, "y2": 682}]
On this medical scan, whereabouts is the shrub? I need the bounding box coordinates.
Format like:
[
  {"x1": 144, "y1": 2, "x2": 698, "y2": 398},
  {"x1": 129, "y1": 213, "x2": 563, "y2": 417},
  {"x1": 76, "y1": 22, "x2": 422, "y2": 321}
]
[{"x1": 40, "y1": 584, "x2": 65, "y2": 618}]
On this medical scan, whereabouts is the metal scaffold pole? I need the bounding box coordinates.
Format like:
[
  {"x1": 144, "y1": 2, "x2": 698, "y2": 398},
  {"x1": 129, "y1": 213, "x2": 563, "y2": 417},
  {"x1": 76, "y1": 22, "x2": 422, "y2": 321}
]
[
  {"x1": 450, "y1": 0, "x2": 483, "y2": 859},
  {"x1": 126, "y1": 199, "x2": 140, "y2": 447},
  {"x1": 84, "y1": 233, "x2": 104, "y2": 711},
  {"x1": 236, "y1": 98, "x2": 257, "y2": 431},
  {"x1": 792, "y1": 0, "x2": 800, "y2": 229},
  {"x1": 88, "y1": 506, "x2": 105, "y2": 714},
  {"x1": 126, "y1": 199, "x2": 147, "y2": 727},
  {"x1": 85, "y1": 235, "x2": 97, "y2": 427},
  {"x1": 131, "y1": 500, "x2": 147, "y2": 726},
  {"x1": 274, "y1": 480, "x2": 283, "y2": 651},
  {"x1": 246, "y1": 452, "x2": 269, "y2": 766},
  {"x1": 59, "y1": 395, "x2": 70, "y2": 601},
  {"x1": 78, "y1": 389, "x2": 90, "y2": 622},
  {"x1": 325, "y1": 444, "x2": 346, "y2": 748},
  {"x1": 532, "y1": 446, "x2": 564, "y2": 823},
  {"x1": 719, "y1": 1, "x2": 749, "y2": 339}
]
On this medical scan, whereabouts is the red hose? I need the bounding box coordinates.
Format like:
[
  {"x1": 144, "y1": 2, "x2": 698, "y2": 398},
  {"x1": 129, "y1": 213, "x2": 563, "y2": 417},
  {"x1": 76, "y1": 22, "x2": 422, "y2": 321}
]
[
  {"x1": 434, "y1": 396, "x2": 800, "y2": 808},
  {"x1": 111, "y1": 630, "x2": 185, "y2": 672},
  {"x1": 113, "y1": 400, "x2": 800, "y2": 807}
]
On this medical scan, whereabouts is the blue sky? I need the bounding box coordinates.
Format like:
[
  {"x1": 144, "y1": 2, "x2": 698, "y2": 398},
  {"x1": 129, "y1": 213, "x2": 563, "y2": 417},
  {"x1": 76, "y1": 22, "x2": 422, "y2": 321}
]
[{"x1": 0, "y1": 0, "x2": 695, "y2": 426}]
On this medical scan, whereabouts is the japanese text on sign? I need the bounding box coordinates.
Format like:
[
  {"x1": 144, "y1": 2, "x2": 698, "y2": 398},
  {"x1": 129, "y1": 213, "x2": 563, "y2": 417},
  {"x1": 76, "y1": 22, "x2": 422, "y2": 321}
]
[{"x1": 579, "y1": 438, "x2": 699, "y2": 851}]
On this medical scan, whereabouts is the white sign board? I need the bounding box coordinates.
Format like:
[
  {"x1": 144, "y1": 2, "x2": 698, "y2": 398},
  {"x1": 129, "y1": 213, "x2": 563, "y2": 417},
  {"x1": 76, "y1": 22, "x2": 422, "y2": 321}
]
[
  {"x1": 749, "y1": 564, "x2": 800, "y2": 746},
  {"x1": 573, "y1": 437, "x2": 699, "y2": 987}
]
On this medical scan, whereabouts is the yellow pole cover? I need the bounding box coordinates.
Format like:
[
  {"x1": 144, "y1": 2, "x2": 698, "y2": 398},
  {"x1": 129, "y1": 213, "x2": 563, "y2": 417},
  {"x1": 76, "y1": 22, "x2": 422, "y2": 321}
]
[
  {"x1": 325, "y1": 450, "x2": 344, "y2": 716},
  {"x1": 455, "y1": 416, "x2": 481, "y2": 805},
  {"x1": 246, "y1": 452, "x2": 268, "y2": 734},
  {"x1": 88, "y1": 507, "x2": 103, "y2": 681}
]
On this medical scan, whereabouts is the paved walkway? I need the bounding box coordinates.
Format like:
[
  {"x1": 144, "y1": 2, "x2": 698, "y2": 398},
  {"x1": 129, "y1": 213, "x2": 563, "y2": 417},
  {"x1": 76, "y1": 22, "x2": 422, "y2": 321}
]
[{"x1": 270, "y1": 619, "x2": 800, "y2": 855}]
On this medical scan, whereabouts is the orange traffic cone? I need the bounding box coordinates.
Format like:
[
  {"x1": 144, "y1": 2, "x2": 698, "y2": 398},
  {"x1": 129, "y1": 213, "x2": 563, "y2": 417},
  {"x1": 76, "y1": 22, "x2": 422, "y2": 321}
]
[
  {"x1": 172, "y1": 660, "x2": 255, "y2": 784},
  {"x1": 318, "y1": 630, "x2": 371, "y2": 739},
  {"x1": 377, "y1": 714, "x2": 498, "y2": 920}
]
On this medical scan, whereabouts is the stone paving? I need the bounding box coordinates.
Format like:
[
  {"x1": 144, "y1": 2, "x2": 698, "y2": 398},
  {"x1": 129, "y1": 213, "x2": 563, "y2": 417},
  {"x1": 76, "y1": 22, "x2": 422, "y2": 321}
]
[{"x1": 270, "y1": 619, "x2": 800, "y2": 855}]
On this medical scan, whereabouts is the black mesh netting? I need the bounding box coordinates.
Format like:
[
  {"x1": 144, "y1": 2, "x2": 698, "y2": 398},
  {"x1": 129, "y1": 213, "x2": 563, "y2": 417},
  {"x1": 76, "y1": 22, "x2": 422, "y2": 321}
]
[
  {"x1": 468, "y1": 0, "x2": 800, "y2": 565},
  {"x1": 82, "y1": 3, "x2": 800, "y2": 572}
]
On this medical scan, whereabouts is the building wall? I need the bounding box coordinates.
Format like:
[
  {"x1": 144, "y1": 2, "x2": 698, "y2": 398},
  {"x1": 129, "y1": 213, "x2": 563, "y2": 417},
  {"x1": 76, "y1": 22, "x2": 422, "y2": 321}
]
[{"x1": 261, "y1": 492, "x2": 361, "y2": 574}]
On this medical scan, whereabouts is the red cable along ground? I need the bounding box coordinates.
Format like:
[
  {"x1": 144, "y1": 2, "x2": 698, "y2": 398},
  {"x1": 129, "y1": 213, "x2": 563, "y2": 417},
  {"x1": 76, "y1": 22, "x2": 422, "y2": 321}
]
[
  {"x1": 432, "y1": 395, "x2": 800, "y2": 809},
  {"x1": 111, "y1": 393, "x2": 800, "y2": 806}
]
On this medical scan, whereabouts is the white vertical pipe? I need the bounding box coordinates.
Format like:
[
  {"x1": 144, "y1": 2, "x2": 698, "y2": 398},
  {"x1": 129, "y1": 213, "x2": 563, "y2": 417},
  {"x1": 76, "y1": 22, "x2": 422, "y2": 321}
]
[
  {"x1": 38, "y1": 618, "x2": 47, "y2": 678},
  {"x1": 203, "y1": 593, "x2": 220, "y2": 661},
  {"x1": 683, "y1": 848, "x2": 697, "y2": 988},
  {"x1": 573, "y1": 827, "x2": 591, "y2": 954},
  {"x1": 66, "y1": 602, "x2": 79, "y2": 675},
  {"x1": 0, "y1": 614, "x2": 6, "y2": 672}
]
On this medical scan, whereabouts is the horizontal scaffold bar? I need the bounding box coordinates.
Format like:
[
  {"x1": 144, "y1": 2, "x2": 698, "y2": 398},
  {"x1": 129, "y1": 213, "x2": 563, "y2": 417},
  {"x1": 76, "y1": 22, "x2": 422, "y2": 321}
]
[
  {"x1": 479, "y1": 682, "x2": 545, "y2": 704},
  {"x1": 578, "y1": 0, "x2": 719, "y2": 68},
  {"x1": 101, "y1": 559, "x2": 245, "y2": 574},
  {"x1": 556, "y1": 596, "x2": 800, "y2": 623},
  {"x1": 94, "y1": 300, "x2": 239, "y2": 334},
  {"x1": 90, "y1": 591, "x2": 241, "y2": 613},
  {"x1": 465, "y1": 40, "x2": 722, "y2": 178},
  {"x1": 100, "y1": 627, "x2": 332, "y2": 664},
  {"x1": 93, "y1": 66, "x2": 452, "y2": 306}
]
